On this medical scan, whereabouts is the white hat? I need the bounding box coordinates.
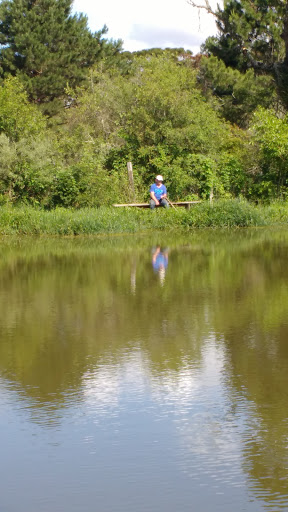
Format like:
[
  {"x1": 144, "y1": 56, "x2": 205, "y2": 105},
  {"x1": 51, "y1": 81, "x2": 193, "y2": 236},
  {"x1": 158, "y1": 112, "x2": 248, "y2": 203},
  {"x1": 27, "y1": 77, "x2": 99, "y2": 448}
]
[{"x1": 156, "y1": 175, "x2": 163, "y2": 181}]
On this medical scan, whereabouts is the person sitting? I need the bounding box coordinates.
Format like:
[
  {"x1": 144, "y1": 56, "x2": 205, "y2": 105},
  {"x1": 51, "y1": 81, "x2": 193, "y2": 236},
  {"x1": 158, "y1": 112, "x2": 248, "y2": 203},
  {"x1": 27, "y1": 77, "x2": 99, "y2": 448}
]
[{"x1": 149, "y1": 175, "x2": 169, "y2": 209}]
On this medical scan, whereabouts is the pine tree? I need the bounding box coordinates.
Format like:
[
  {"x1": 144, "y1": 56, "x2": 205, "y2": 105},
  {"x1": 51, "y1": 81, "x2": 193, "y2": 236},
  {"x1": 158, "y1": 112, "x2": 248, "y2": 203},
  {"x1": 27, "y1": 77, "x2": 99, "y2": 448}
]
[
  {"x1": 195, "y1": 0, "x2": 288, "y2": 108},
  {"x1": 0, "y1": 0, "x2": 122, "y2": 111}
]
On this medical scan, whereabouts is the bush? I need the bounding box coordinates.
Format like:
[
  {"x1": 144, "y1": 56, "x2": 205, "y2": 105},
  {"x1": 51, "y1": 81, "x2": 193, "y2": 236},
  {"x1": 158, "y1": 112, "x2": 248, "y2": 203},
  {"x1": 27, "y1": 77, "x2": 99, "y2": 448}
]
[{"x1": 182, "y1": 199, "x2": 265, "y2": 228}]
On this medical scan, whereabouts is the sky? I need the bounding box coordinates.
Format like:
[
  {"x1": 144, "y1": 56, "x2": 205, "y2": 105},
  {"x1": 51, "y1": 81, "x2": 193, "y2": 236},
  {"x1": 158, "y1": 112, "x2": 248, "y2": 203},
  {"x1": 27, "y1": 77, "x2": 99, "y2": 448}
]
[{"x1": 72, "y1": 0, "x2": 220, "y2": 55}]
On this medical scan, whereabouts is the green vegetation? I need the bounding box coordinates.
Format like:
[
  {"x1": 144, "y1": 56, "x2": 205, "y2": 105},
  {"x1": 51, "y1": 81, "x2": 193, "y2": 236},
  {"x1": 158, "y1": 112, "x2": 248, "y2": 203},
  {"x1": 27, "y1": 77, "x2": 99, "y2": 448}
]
[
  {"x1": 0, "y1": 0, "x2": 288, "y2": 215},
  {"x1": 0, "y1": 0, "x2": 122, "y2": 113},
  {"x1": 202, "y1": 0, "x2": 288, "y2": 108},
  {"x1": 0, "y1": 200, "x2": 288, "y2": 235}
]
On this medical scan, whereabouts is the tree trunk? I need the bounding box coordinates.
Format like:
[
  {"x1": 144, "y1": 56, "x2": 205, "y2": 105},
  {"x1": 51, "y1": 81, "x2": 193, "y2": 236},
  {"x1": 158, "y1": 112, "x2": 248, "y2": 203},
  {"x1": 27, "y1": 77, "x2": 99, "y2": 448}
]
[{"x1": 282, "y1": 7, "x2": 288, "y2": 66}]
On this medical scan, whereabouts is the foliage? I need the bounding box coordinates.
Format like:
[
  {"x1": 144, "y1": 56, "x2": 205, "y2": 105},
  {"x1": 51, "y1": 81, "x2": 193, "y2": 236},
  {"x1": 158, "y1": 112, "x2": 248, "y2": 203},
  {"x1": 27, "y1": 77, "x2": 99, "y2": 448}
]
[
  {"x1": 65, "y1": 55, "x2": 237, "y2": 201},
  {"x1": 202, "y1": 0, "x2": 288, "y2": 108},
  {"x1": 203, "y1": 0, "x2": 285, "y2": 68},
  {"x1": 199, "y1": 56, "x2": 274, "y2": 127},
  {"x1": 0, "y1": 77, "x2": 56, "y2": 204},
  {"x1": 0, "y1": 76, "x2": 46, "y2": 140},
  {"x1": 251, "y1": 108, "x2": 288, "y2": 199},
  {"x1": 0, "y1": 0, "x2": 122, "y2": 113},
  {"x1": 182, "y1": 198, "x2": 264, "y2": 228},
  {"x1": 1, "y1": 43, "x2": 288, "y2": 206}
]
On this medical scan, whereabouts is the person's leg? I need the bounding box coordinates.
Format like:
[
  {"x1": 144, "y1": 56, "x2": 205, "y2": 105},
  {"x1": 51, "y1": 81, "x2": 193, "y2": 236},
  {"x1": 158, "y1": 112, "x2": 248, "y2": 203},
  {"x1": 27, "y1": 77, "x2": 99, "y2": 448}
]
[
  {"x1": 150, "y1": 199, "x2": 156, "y2": 210},
  {"x1": 160, "y1": 198, "x2": 169, "y2": 208}
]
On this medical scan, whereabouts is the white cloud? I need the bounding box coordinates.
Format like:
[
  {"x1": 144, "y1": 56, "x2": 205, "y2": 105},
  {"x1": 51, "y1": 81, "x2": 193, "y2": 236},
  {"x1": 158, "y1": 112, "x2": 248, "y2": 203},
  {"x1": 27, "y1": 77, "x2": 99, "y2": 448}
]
[
  {"x1": 129, "y1": 24, "x2": 204, "y2": 52},
  {"x1": 72, "y1": 0, "x2": 220, "y2": 54}
]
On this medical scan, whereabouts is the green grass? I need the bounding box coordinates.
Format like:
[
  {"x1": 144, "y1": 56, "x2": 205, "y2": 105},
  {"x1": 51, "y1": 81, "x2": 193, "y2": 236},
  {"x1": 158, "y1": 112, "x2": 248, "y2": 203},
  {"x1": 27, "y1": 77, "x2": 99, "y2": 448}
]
[{"x1": 0, "y1": 199, "x2": 287, "y2": 235}]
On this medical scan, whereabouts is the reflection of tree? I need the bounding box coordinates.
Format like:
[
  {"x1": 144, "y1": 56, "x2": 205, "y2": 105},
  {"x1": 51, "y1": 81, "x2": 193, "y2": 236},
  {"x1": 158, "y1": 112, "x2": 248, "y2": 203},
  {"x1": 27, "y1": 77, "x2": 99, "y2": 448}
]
[
  {"x1": 221, "y1": 327, "x2": 288, "y2": 507},
  {"x1": 213, "y1": 238, "x2": 288, "y2": 508},
  {"x1": 0, "y1": 236, "x2": 212, "y2": 419},
  {"x1": 0, "y1": 219, "x2": 288, "y2": 512}
]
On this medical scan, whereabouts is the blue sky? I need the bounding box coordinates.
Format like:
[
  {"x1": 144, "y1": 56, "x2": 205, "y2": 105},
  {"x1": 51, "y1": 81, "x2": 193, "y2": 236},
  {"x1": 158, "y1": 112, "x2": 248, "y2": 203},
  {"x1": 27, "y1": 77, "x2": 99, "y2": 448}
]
[{"x1": 72, "y1": 0, "x2": 219, "y2": 54}]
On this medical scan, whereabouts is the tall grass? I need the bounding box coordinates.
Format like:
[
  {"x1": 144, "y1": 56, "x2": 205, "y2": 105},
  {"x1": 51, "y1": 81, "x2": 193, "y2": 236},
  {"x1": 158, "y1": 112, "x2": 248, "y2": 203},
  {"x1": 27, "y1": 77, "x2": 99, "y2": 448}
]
[
  {"x1": 182, "y1": 199, "x2": 265, "y2": 228},
  {"x1": 0, "y1": 199, "x2": 287, "y2": 235}
]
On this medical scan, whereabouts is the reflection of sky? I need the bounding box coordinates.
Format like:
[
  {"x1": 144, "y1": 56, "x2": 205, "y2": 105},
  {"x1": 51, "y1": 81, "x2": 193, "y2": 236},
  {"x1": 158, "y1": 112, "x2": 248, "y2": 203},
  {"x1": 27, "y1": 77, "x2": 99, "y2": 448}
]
[
  {"x1": 80, "y1": 340, "x2": 255, "y2": 506},
  {"x1": 78, "y1": 340, "x2": 272, "y2": 511},
  {"x1": 82, "y1": 349, "x2": 150, "y2": 415},
  {"x1": 0, "y1": 340, "x2": 281, "y2": 511},
  {"x1": 81, "y1": 338, "x2": 224, "y2": 415}
]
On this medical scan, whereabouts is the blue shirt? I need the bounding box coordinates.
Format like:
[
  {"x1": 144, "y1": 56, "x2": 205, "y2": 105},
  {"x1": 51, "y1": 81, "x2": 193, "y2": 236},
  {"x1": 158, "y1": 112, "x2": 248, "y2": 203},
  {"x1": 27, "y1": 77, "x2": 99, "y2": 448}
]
[{"x1": 150, "y1": 183, "x2": 167, "y2": 200}]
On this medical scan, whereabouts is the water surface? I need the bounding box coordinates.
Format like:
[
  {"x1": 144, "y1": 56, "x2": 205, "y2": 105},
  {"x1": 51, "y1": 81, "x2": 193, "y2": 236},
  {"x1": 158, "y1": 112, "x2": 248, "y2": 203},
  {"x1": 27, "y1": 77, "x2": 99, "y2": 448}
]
[{"x1": 1, "y1": 229, "x2": 288, "y2": 512}]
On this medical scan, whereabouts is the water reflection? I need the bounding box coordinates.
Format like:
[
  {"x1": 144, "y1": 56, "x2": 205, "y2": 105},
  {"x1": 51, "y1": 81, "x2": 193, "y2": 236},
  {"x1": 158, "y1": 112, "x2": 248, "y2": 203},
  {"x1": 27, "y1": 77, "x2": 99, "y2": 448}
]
[
  {"x1": 1, "y1": 231, "x2": 288, "y2": 511},
  {"x1": 223, "y1": 325, "x2": 288, "y2": 510},
  {"x1": 152, "y1": 246, "x2": 169, "y2": 286}
]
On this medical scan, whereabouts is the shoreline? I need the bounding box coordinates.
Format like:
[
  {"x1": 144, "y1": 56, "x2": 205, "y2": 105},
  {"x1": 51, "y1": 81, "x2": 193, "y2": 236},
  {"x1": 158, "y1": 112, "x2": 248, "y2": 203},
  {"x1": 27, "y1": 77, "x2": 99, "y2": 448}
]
[{"x1": 0, "y1": 200, "x2": 287, "y2": 235}]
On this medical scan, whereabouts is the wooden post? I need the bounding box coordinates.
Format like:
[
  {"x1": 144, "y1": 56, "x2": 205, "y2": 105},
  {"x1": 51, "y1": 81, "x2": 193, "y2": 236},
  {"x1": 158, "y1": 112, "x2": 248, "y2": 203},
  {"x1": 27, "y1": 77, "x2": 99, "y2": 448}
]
[
  {"x1": 209, "y1": 187, "x2": 214, "y2": 205},
  {"x1": 127, "y1": 162, "x2": 135, "y2": 201}
]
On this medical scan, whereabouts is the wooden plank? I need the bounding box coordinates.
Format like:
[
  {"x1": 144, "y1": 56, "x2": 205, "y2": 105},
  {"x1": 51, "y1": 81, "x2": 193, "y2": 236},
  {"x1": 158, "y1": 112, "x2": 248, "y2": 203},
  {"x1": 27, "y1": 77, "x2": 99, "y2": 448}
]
[
  {"x1": 113, "y1": 203, "x2": 150, "y2": 208},
  {"x1": 113, "y1": 201, "x2": 201, "y2": 209},
  {"x1": 173, "y1": 201, "x2": 202, "y2": 210},
  {"x1": 173, "y1": 201, "x2": 202, "y2": 206}
]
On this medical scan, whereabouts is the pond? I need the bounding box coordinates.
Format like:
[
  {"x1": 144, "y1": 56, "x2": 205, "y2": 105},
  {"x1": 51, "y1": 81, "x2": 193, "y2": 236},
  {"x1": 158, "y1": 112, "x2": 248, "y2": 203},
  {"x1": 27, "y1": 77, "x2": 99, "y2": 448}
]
[{"x1": 1, "y1": 229, "x2": 288, "y2": 512}]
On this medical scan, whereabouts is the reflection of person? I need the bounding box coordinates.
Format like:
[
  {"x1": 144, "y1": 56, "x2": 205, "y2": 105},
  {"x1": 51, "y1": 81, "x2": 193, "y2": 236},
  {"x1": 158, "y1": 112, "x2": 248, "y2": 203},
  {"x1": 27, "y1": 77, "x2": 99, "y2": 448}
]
[
  {"x1": 152, "y1": 246, "x2": 168, "y2": 285},
  {"x1": 149, "y1": 175, "x2": 169, "y2": 210}
]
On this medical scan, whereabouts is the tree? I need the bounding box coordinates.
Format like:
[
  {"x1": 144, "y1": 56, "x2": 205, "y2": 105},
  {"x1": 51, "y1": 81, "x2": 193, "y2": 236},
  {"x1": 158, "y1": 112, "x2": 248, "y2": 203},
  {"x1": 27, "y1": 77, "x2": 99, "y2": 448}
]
[
  {"x1": 66, "y1": 55, "x2": 241, "y2": 200},
  {"x1": 0, "y1": 76, "x2": 46, "y2": 140},
  {"x1": 189, "y1": 0, "x2": 288, "y2": 108},
  {"x1": 251, "y1": 108, "x2": 288, "y2": 199},
  {"x1": 0, "y1": 75, "x2": 56, "y2": 203},
  {"x1": 199, "y1": 55, "x2": 274, "y2": 127},
  {"x1": 0, "y1": 0, "x2": 122, "y2": 112}
]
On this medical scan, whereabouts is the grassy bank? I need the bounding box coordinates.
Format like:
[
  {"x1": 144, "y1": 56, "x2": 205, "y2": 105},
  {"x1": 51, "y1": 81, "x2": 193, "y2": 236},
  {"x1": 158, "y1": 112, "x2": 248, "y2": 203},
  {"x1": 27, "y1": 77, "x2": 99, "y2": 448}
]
[{"x1": 0, "y1": 199, "x2": 287, "y2": 235}]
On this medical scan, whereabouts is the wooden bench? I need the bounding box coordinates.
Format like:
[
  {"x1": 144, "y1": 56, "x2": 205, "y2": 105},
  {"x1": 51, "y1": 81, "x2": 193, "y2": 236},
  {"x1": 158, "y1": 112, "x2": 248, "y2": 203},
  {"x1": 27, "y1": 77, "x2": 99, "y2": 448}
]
[{"x1": 113, "y1": 201, "x2": 201, "y2": 210}]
